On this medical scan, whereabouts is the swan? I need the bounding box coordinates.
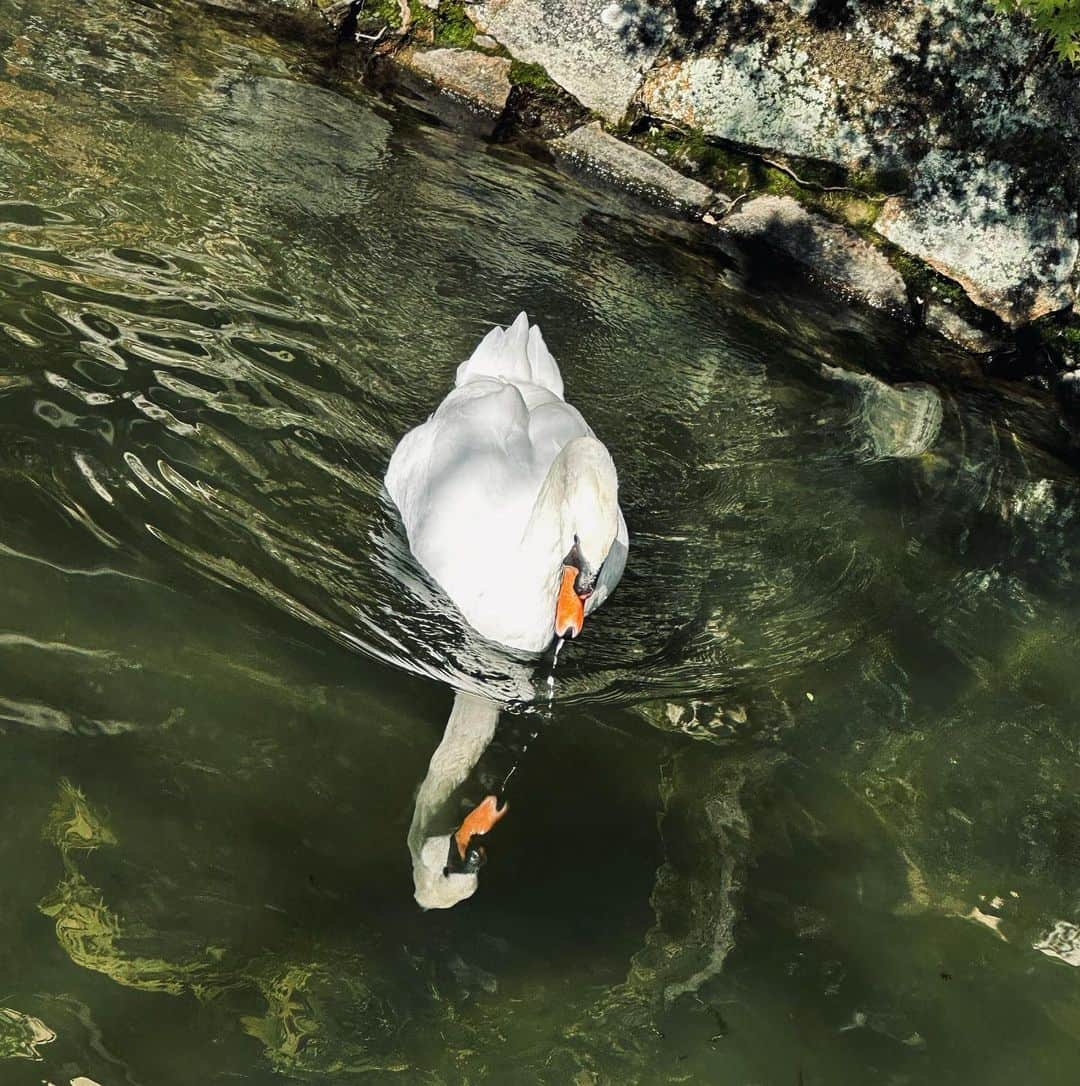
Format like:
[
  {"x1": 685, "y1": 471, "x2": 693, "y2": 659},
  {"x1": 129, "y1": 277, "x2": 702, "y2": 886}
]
[
  {"x1": 385, "y1": 311, "x2": 628, "y2": 654},
  {"x1": 387, "y1": 313, "x2": 628, "y2": 908}
]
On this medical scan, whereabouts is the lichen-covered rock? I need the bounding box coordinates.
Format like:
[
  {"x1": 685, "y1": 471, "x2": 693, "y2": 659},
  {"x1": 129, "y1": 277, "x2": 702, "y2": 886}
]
[
  {"x1": 636, "y1": 0, "x2": 1080, "y2": 330},
  {"x1": 643, "y1": 0, "x2": 1079, "y2": 175},
  {"x1": 876, "y1": 151, "x2": 1079, "y2": 326},
  {"x1": 401, "y1": 47, "x2": 512, "y2": 114},
  {"x1": 718, "y1": 195, "x2": 908, "y2": 314},
  {"x1": 643, "y1": 45, "x2": 891, "y2": 169},
  {"x1": 549, "y1": 121, "x2": 717, "y2": 216},
  {"x1": 466, "y1": 0, "x2": 670, "y2": 122}
]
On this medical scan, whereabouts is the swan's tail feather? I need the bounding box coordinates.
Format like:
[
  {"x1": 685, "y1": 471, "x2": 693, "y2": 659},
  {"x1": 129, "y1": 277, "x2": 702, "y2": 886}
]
[{"x1": 455, "y1": 312, "x2": 565, "y2": 399}]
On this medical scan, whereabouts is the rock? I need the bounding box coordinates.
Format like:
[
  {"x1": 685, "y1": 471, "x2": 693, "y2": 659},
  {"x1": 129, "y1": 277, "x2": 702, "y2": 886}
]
[
  {"x1": 923, "y1": 300, "x2": 1000, "y2": 355},
  {"x1": 642, "y1": 45, "x2": 892, "y2": 169},
  {"x1": 876, "y1": 150, "x2": 1079, "y2": 326},
  {"x1": 466, "y1": 0, "x2": 670, "y2": 122},
  {"x1": 549, "y1": 122, "x2": 718, "y2": 216},
  {"x1": 717, "y1": 195, "x2": 908, "y2": 314},
  {"x1": 472, "y1": 33, "x2": 499, "y2": 50},
  {"x1": 822, "y1": 366, "x2": 944, "y2": 460},
  {"x1": 400, "y1": 48, "x2": 512, "y2": 114}
]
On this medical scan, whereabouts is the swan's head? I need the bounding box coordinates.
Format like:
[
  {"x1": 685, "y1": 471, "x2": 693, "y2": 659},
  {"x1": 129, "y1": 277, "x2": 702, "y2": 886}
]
[
  {"x1": 552, "y1": 437, "x2": 620, "y2": 640},
  {"x1": 413, "y1": 795, "x2": 507, "y2": 910}
]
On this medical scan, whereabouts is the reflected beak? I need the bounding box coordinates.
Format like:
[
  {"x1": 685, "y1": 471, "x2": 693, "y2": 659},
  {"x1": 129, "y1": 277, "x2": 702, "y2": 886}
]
[
  {"x1": 454, "y1": 794, "x2": 508, "y2": 861},
  {"x1": 555, "y1": 565, "x2": 585, "y2": 639}
]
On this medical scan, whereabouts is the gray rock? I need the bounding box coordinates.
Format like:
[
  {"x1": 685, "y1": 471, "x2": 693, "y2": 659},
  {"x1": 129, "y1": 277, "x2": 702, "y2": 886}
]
[
  {"x1": 467, "y1": 0, "x2": 671, "y2": 122},
  {"x1": 549, "y1": 121, "x2": 717, "y2": 216},
  {"x1": 642, "y1": 44, "x2": 897, "y2": 169},
  {"x1": 718, "y1": 195, "x2": 908, "y2": 314},
  {"x1": 922, "y1": 301, "x2": 1000, "y2": 355},
  {"x1": 401, "y1": 48, "x2": 512, "y2": 114},
  {"x1": 875, "y1": 150, "x2": 1078, "y2": 326},
  {"x1": 472, "y1": 33, "x2": 499, "y2": 50}
]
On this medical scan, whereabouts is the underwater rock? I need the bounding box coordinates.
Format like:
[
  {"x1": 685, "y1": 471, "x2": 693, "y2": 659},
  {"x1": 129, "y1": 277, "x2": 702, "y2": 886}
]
[
  {"x1": 822, "y1": 365, "x2": 943, "y2": 460},
  {"x1": 467, "y1": 0, "x2": 670, "y2": 122},
  {"x1": 876, "y1": 151, "x2": 1079, "y2": 326},
  {"x1": 718, "y1": 195, "x2": 908, "y2": 315},
  {"x1": 401, "y1": 47, "x2": 512, "y2": 115},
  {"x1": 549, "y1": 121, "x2": 718, "y2": 217}
]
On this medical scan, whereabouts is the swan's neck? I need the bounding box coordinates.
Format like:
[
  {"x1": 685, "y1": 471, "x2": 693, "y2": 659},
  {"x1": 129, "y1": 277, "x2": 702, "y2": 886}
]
[
  {"x1": 520, "y1": 435, "x2": 620, "y2": 577},
  {"x1": 408, "y1": 692, "x2": 501, "y2": 859}
]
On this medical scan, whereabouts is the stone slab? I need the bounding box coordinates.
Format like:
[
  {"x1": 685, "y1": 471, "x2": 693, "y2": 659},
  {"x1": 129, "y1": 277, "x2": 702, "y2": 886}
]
[
  {"x1": 402, "y1": 47, "x2": 512, "y2": 115},
  {"x1": 718, "y1": 195, "x2": 909, "y2": 314},
  {"x1": 467, "y1": 0, "x2": 669, "y2": 122},
  {"x1": 550, "y1": 122, "x2": 717, "y2": 216},
  {"x1": 642, "y1": 47, "x2": 891, "y2": 169}
]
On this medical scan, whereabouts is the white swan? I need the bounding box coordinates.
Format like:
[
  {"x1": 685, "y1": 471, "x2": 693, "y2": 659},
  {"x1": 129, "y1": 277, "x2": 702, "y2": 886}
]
[
  {"x1": 388, "y1": 314, "x2": 628, "y2": 908},
  {"x1": 386, "y1": 312, "x2": 628, "y2": 654}
]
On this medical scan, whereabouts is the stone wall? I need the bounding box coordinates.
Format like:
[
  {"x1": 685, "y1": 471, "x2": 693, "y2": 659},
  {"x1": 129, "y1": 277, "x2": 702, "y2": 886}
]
[{"x1": 222, "y1": 0, "x2": 1080, "y2": 372}]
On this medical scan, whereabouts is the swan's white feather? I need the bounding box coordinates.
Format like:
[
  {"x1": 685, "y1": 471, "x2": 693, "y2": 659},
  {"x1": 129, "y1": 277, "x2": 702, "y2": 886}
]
[{"x1": 386, "y1": 313, "x2": 626, "y2": 652}]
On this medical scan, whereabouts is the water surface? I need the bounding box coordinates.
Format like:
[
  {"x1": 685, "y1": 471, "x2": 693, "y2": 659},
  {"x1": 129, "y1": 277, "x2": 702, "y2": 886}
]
[{"x1": 2, "y1": 2, "x2": 1080, "y2": 1082}]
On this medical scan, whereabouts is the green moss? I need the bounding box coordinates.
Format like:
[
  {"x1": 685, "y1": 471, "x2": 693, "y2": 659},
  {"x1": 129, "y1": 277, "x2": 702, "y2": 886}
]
[
  {"x1": 630, "y1": 123, "x2": 906, "y2": 223},
  {"x1": 847, "y1": 165, "x2": 908, "y2": 202},
  {"x1": 634, "y1": 125, "x2": 750, "y2": 192},
  {"x1": 1052, "y1": 320, "x2": 1080, "y2": 367},
  {"x1": 364, "y1": 0, "x2": 402, "y2": 29},
  {"x1": 408, "y1": 3, "x2": 433, "y2": 29},
  {"x1": 433, "y1": 0, "x2": 475, "y2": 47},
  {"x1": 508, "y1": 59, "x2": 558, "y2": 89},
  {"x1": 406, "y1": 0, "x2": 475, "y2": 47},
  {"x1": 888, "y1": 247, "x2": 971, "y2": 311}
]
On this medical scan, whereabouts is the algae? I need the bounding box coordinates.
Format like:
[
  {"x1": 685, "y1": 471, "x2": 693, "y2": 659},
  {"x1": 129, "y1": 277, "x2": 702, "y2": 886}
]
[
  {"x1": 0, "y1": 1007, "x2": 55, "y2": 1062},
  {"x1": 37, "y1": 780, "x2": 407, "y2": 1075},
  {"x1": 408, "y1": 0, "x2": 475, "y2": 48},
  {"x1": 507, "y1": 58, "x2": 556, "y2": 90}
]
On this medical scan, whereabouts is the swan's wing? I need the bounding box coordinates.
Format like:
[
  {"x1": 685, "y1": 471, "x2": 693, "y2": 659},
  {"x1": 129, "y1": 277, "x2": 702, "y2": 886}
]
[
  {"x1": 387, "y1": 379, "x2": 541, "y2": 594},
  {"x1": 455, "y1": 313, "x2": 564, "y2": 400},
  {"x1": 526, "y1": 398, "x2": 591, "y2": 465},
  {"x1": 586, "y1": 507, "x2": 628, "y2": 614}
]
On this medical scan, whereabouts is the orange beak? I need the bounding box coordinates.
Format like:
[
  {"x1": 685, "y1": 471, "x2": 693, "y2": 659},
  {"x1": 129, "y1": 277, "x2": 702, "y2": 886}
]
[
  {"x1": 454, "y1": 794, "x2": 508, "y2": 861},
  {"x1": 555, "y1": 565, "x2": 585, "y2": 639}
]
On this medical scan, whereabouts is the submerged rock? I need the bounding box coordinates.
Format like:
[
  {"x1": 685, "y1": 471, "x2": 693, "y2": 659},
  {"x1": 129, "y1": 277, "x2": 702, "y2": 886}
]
[
  {"x1": 876, "y1": 151, "x2": 1079, "y2": 326},
  {"x1": 549, "y1": 121, "x2": 717, "y2": 216},
  {"x1": 822, "y1": 365, "x2": 944, "y2": 460},
  {"x1": 401, "y1": 47, "x2": 512, "y2": 114},
  {"x1": 467, "y1": 0, "x2": 670, "y2": 122},
  {"x1": 717, "y1": 195, "x2": 908, "y2": 315}
]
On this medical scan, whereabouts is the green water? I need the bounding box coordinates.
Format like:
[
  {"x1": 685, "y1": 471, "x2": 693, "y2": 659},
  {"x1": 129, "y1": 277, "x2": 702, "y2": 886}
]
[{"x1": 2, "y1": 1, "x2": 1080, "y2": 1082}]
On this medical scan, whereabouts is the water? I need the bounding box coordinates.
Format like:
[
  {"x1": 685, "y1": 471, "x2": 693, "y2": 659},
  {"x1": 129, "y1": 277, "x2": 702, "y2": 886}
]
[{"x1": 2, "y1": 0, "x2": 1080, "y2": 1082}]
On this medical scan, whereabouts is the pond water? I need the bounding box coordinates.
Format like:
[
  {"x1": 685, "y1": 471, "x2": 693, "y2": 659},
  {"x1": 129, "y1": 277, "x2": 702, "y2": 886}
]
[{"x1": 2, "y1": 1, "x2": 1080, "y2": 1082}]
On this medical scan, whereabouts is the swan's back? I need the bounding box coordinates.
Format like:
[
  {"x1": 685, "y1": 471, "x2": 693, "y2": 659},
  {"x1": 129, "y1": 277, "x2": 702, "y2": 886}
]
[{"x1": 386, "y1": 313, "x2": 616, "y2": 650}]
